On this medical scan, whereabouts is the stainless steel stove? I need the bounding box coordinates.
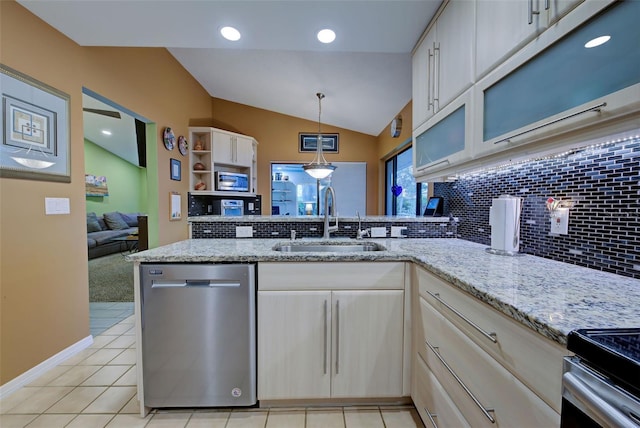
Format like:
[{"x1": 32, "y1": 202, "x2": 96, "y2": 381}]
[{"x1": 562, "y1": 328, "x2": 640, "y2": 427}]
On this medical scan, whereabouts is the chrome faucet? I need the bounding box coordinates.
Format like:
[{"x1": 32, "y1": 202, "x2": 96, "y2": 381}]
[
  {"x1": 323, "y1": 186, "x2": 338, "y2": 239},
  {"x1": 356, "y1": 211, "x2": 370, "y2": 240}
]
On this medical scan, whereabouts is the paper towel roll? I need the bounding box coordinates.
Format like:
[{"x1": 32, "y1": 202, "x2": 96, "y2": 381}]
[{"x1": 489, "y1": 195, "x2": 522, "y2": 253}]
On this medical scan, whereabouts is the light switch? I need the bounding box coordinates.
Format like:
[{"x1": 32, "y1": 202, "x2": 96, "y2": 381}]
[{"x1": 45, "y1": 197, "x2": 70, "y2": 215}]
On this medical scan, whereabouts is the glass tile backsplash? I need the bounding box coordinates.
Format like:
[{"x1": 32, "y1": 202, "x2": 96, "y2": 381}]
[{"x1": 435, "y1": 136, "x2": 640, "y2": 279}]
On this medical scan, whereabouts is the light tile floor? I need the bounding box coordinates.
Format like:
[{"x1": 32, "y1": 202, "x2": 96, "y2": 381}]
[
  {"x1": 1, "y1": 314, "x2": 423, "y2": 428},
  {"x1": 89, "y1": 302, "x2": 135, "y2": 337}
]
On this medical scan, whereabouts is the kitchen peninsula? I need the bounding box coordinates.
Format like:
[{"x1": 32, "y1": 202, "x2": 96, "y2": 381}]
[{"x1": 127, "y1": 236, "x2": 640, "y2": 424}]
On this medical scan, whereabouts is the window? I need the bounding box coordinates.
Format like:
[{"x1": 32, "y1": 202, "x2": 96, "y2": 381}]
[{"x1": 385, "y1": 147, "x2": 428, "y2": 216}]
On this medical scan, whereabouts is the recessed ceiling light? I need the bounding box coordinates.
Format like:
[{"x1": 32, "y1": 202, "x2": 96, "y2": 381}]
[
  {"x1": 317, "y1": 29, "x2": 336, "y2": 44},
  {"x1": 221, "y1": 26, "x2": 241, "y2": 41},
  {"x1": 101, "y1": 130, "x2": 112, "y2": 136},
  {"x1": 584, "y1": 35, "x2": 610, "y2": 48}
]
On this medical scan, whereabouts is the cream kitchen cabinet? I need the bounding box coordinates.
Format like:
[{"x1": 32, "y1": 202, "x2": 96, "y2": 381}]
[
  {"x1": 412, "y1": 265, "x2": 568, "y2": 427},
  {"x1": 212, "y1": 130, "x2": 254, "y2": 168},
  {"x1": 188, "y1": 127, "x2": 257, "y2": 194},
  {"x1": 412, "y1": 0, "x2": 475, "y2": 129},
  {"x1": 413, "y1": 89, "x2": 474, "y2": 180},
  {"x1": 475, "y1": 0, "x2": 583, "y2": 80},
  {"x1": 475, "y1": 0, "x2": 637, "y2": 158},
  {"x1": 257, "y1": 262, "x2": 406, "y2": 401}
]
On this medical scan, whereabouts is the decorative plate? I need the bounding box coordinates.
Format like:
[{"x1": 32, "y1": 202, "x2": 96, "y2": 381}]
[
  {"x1": 163, "y1": 127, "x2": 175, "y2": 151},
  {"x1": 178, "y1": 136, "x2": 188, "y2": 156}
]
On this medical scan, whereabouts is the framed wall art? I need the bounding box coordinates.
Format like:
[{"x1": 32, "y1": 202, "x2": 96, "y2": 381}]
[
  {"x1": 299, "y1": 133, "x2": 339, "y2": 153},
  {"x1": 170, "y1": 158, "x2": 181, "y2": 181},
  {"x1": 0, "y1": 64, "x2": 71, "y2": 182},
  {"x1": 170, "y1": 192, "x2": 182, "y2": 221}
]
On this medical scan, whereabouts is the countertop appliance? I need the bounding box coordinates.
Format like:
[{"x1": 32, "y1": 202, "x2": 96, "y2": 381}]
[
  {"x1": 488, "y1": 195, "x2": 522, "y2": 254},
  {"x1": 213, "y1": 199, "x2": 244, "y2": 216},
  {"x1": 140, "y1": 263, "x2": 256, "y2": 408},
  {"x1": 215, "y1": 171, "x2": 249, "y2": 192},
  {"x1": 561, "y1": 328, "x2": 640, "y2": 427}
]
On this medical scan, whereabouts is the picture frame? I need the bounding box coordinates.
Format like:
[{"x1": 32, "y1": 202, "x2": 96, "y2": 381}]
[
  {"x1": 0, "y1": 64, "x2": 71, "y2": 182},
  {"x1": 299, "y1": 133, "x2": 339, "y2": 153},
  {"x1": 170, "y1": 158, "x2": 181, "y2": 181},
  {"x1": 170, "y1": 192, "x2": 182, "y2": 221}
]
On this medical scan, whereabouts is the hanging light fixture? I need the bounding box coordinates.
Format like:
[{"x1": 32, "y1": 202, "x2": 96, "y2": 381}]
[{"x1": 303, "y1": 92, "x2": 336, "y2": 179}]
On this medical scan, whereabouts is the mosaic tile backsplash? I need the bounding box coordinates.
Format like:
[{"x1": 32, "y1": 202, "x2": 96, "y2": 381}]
[
  {"x1": 434, "y1": 136, "x2": 640, "y2": 279},
  {"x1": 191, "y1": 219, "x2": 457, "y2": 240}
]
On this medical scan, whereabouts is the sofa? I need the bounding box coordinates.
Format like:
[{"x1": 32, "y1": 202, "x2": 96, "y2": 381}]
[{"x1": 87, "y1": 211, "x2": 146, "y2": 259}]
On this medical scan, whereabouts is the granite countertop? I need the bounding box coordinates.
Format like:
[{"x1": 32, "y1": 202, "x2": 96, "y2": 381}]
[{"x1": 127, "y1": 238, "x2": 640, "y2": 346}]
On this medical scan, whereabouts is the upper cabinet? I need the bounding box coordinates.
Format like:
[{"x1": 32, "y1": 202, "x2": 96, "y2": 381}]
[
  {"x1": 189, "y1": 127, "x2": 258, "y2": 195},
  {"x1": 476, "y1": 0, "x2": 640, "y2": 157},
  {"x1": 413, "y1": 0, "x2": 640, "y2": 181},
  {"x1": 412, "y1": 0, "x2": 475, "y2": 129},
  {"x1": 212, "y1": 131, "x2": 254, "y2": 168},
  {"x1": 476, "y1": 0, "x2": 583, "y2": 80},
  {"x1": 414, "y1": 90, "x2": 474, "y2": 179}
]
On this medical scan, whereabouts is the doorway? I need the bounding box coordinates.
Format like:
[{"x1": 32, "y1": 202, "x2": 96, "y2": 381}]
[{"x1": 83, "y1": 89, "x2": 155, "y2": 334}]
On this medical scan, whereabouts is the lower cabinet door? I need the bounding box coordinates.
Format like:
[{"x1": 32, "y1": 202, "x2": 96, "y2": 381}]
[
  {"x1": 258, "y1": 290, "x2": 331, "y2": 399},
  {"x1": 413, "y1": 352, "x2": 470, "y2": 428},
  {"x1": 331, "y1": 290, "x2": 404, "y2": 398}
]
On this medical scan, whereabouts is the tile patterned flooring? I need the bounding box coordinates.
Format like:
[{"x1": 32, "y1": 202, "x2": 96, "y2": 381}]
[{"x1": 1, "y1": 309, "x2": 423, "y2": 427}]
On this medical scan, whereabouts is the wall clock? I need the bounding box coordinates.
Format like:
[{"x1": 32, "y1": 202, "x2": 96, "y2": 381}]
[{"x1": 391, "y1": 115, "x2": 403, "y2": 138}]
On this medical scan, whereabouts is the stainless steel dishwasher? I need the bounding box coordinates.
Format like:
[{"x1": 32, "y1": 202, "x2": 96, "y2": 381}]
[{"x1": 140, "y1": 263, "x2": 256, "y2": 408}]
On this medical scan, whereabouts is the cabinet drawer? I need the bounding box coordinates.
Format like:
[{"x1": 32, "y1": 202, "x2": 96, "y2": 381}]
[
  {"x1": 413, "y1": 352, "x2": 470, "y2": 428},
  {"x1": 416, "y1": 267, "x2": 567, "y2": 412},
  {"x1": 258, "y1": 262, "x2": 405, "y2": 291},
  {"x1": 418, "y1": 298, "x2": 560, "y2": 427}
]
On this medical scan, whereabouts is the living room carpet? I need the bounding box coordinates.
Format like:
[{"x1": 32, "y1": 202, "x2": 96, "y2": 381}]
[{"x1": 88, "y1": 253, "x2": 134, "y2": 302}]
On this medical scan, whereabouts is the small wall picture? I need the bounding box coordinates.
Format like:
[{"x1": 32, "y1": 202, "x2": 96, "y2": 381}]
[
  {"x1": 299, "y1": 133, "x2": 339, "y2": 153},
  {"x1": 170, "y1": 158, "x2": 181, "y2": 181},
  {"x1": 170, "y1": 192, "x2": 182, "y2": 221},
  {"x1": 85, "y1": 174, "x2": 109, "y2": 196}
]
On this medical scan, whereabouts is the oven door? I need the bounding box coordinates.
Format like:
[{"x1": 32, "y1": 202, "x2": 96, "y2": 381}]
[{"x1": 562, "y1": 356, "x2": 640, "y2": 428}]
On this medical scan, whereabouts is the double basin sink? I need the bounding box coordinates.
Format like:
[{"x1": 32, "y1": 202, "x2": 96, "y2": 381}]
[{"x1": 273, "y1": 241, "x2": 385, "y2": 253}]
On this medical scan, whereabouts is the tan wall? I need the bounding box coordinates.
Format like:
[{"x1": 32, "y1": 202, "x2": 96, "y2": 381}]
[
  {"x1": 377, "y1": 101, "x2": 413, "y2": 160},
  {"x1": 211, "y1": 98, "x2": 381, "y2": 214},
  {"x1": 0, "y1": 1, "x2": 212, "y2": 384}
]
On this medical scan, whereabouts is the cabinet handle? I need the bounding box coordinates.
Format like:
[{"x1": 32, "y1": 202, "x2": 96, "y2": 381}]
[
  {"x1": 528, "y1": 0, "x2": 540, "y2": 24},
  {"x1": 416, "y1": 158, "x2": 450, "y2": 173},
  {"x1": 335, "y1": 300, "x2": 340, "y2": 374},
  {"x1": 493, "y1": 102, "x2": 606, "y2": 145},
  {"x1": 426, "y1": 341, "x2": 496, "y2": 424},
  {"x1": 426, "y1": 291, "x2": 497, "y2": 343},
  {"x1": 424, "y1": 407, "x2": 438, "y2": 428},
  {"x1": 427, "y1": 48, "x2": 434, "y2": 111},
  {"x1": 323, "y1": 299, "x2": 328, "y2": 375},
  {"x1": 433, "y1": 42, "x2": 440, "y2": 111},
  {"x1": 544, "y1": 0, "x2": 549, "y2": 10}
]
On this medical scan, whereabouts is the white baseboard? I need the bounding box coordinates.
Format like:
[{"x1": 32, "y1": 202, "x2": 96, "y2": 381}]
[{"x1": 0, "y1": 335, "x2": 94, "y2": 400}]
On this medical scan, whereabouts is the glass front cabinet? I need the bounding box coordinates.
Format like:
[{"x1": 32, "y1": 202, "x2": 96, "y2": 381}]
[
  {"x1": 413, "y1": 0, "x2": 640, "y2": 180},
  {"x1": 413, "y1": 90, "x2": 474, "y2": 181},
  {"x1": 474, "y1": 0, "x2": 640, "y2": 158}
]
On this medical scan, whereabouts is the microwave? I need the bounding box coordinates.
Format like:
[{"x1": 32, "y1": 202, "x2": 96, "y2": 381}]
[{"x1": 215, "y1": 172, "x2": 249, "y2": 192}]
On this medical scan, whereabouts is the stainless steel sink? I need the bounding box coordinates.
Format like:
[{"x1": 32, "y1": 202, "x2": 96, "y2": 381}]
[{"x1": 273, "y1": 242, "x2": 385, "y2": 253}]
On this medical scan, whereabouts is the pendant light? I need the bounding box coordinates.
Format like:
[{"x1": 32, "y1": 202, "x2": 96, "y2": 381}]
[{"x1": 303, "y1": 92, "x2": 336, "y2": 179}]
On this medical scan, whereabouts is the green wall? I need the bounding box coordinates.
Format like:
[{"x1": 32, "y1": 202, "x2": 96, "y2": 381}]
[{"x1": 84, "y1": 139, "x2": 147, "y2": 215}]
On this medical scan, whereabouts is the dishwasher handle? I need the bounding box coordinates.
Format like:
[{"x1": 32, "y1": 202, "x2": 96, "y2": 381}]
[{"x1": 151, "y1": 280, "x2": 241, "y2": 288}]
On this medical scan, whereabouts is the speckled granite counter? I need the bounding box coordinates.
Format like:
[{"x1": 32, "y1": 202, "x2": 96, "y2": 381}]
[{"x1": 127, "y1": 238, "x2": 640, "y2": 346}]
